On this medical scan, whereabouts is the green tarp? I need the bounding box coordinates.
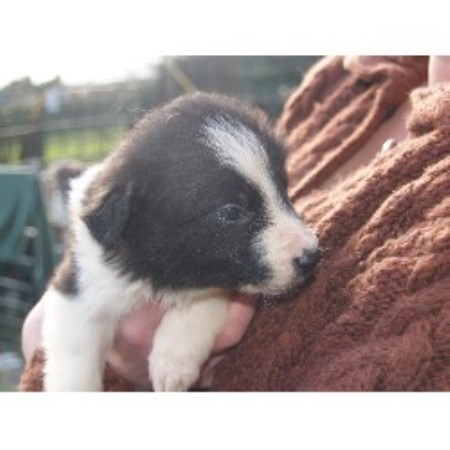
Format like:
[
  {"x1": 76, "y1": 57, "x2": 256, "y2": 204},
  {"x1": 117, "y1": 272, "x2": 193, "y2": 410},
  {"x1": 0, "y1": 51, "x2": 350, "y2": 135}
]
[{"x1": 0, "y1": 165, "x2": 56, "y2": 294}]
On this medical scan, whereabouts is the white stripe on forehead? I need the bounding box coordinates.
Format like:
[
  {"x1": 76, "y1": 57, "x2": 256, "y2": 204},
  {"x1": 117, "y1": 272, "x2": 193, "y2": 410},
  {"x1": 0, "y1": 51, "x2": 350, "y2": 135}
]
[
  {"x1": 202, "y1": 116, "x2": 318, "y2": 292},
  {"x1": 201, "y1": 116, "x2": 283, "y2": 212}
]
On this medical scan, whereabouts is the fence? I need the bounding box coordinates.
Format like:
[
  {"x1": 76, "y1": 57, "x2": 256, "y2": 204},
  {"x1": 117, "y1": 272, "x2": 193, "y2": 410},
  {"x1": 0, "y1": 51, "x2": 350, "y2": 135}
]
[
  {"x1": 0, "y1": 56, "x2": 320, "y2": 166},
  {"x1": 0, "y1": 114, "x2": 134, "y2": 165}
]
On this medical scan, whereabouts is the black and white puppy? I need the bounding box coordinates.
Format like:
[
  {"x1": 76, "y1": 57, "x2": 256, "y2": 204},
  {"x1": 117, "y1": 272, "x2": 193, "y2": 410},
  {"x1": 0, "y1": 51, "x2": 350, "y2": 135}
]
[{"x1": 42, "y1": 93, "x2": 320, "y2": 391}]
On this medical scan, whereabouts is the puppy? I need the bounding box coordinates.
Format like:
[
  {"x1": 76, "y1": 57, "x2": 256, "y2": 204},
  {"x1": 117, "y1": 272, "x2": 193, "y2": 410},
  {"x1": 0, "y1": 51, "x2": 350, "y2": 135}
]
[{"x1": 42, "y1": 93, "x2": 320, "y2": 391}]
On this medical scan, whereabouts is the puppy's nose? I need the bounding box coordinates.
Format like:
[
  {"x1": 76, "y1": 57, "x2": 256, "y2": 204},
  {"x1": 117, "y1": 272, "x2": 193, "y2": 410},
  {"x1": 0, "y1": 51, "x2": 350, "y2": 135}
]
[{"x1": 294, "y1": 249, "x2": 321, "y2": 277}]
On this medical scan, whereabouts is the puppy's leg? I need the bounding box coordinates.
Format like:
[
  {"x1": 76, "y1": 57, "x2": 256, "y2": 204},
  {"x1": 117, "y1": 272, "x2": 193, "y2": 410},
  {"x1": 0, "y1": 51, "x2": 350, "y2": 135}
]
[
  {"x1": 150, "y1": 293, "x2": 229, "y2": 392},
  {"x1": 43, "y1": 288, "x2": 115, "y2": 391}
]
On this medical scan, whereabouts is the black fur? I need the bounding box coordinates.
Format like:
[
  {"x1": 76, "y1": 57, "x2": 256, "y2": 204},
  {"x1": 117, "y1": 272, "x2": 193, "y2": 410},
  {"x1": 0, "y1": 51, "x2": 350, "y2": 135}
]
[
  {"x1": 83, "y1": 183, "x2": 133, "y2": 251},
  {"x1": 80, "y1": 93, "x2": 290, "y2": 291}
]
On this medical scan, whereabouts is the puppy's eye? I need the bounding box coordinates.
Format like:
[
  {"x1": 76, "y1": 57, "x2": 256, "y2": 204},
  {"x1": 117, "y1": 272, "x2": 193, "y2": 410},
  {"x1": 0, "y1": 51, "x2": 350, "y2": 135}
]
[{"x1": 216, "y1": 204, "x2": 247, "y2": 224}]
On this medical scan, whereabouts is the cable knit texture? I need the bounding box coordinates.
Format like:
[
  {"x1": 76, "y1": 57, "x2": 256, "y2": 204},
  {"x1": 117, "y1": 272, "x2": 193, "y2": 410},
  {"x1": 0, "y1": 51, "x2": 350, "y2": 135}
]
[
  {"x1": 212, "y1": 80, "x2": 450, "y2": 391},
  {"x1": 19, "y1": 58, "x2": 450, "y2": 391}
]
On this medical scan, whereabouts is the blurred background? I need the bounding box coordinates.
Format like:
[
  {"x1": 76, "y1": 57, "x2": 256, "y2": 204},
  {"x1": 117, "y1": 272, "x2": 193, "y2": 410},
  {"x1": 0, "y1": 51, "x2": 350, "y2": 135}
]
[{"x1": 0, "y1": 54, "x2": 319, "y2": 390}]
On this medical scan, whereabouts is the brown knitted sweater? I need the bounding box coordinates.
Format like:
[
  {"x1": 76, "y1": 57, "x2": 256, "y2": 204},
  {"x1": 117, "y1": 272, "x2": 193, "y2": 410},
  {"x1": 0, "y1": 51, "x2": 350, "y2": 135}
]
[
  {"x1": 20, "y1": 57, "x2": 450, "y2": 391},
  {"x1": 212, "y1": 66, "x2": 450, "y2": 391}
]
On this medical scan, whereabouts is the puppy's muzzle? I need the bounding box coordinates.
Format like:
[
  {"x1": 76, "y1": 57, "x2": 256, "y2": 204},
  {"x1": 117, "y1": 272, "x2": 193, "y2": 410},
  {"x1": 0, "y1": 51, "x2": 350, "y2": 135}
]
[{"x1": 293, "y1": 248, "x2": 321, "y2": 278}]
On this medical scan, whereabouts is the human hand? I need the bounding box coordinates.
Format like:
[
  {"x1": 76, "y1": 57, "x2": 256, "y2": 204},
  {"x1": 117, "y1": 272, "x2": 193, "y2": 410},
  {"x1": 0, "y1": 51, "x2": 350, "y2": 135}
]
[{"x1": 21, "y1": 293, "x2": 256, "y2": 390}]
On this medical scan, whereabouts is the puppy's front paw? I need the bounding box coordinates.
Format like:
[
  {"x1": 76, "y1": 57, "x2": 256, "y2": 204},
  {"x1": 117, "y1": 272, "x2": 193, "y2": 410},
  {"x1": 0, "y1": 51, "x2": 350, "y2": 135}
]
[{"x1": 150, "y1": 353, "x2": 200, "y2": 391}]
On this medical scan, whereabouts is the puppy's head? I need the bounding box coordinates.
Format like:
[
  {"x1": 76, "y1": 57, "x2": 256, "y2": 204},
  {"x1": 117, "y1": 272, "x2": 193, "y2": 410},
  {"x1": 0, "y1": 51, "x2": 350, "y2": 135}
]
[{"x1": 82, "y1": 93, "x2": 320, "y2": 295}]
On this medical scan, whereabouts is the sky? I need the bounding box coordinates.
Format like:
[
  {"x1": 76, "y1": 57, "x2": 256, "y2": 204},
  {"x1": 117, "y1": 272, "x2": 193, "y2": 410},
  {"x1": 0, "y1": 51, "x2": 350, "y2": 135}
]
[
  {"x1": 1, "y1": 1, "x2": 166, "y2": 88},
  {"x1": 1, "y1": 0, "x2": 448, "y2": 89}
]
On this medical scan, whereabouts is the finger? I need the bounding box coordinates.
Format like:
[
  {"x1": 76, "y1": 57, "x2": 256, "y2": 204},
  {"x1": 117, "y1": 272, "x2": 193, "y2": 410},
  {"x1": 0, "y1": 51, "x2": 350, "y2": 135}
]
[
  {"x1": 199, "y1": 354, "x2": 227, "y2": 388},
  {"x1": 114, "y1": 302, "x2": 166, "y2": 354},
  {"x1": 429, "y1": 56, "x2": 450, "y2": 85},
  {"x1": 212, "y1": 294, "x2": 256, "y2": 352},
  {"x1": 106, "y1": 302, "x2": 166, "y2": 386}
]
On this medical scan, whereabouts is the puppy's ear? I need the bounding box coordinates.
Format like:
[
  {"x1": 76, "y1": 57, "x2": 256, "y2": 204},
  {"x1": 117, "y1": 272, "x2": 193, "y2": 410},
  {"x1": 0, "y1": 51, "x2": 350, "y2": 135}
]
[{"x1": 82, "y1": 182, "x2": 133, "y2": 250}]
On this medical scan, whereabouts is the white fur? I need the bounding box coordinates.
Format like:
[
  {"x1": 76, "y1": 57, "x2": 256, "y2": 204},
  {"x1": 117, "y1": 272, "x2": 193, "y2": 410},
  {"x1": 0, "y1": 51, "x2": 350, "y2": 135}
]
[
  {"x1": 150, "y1": 290, "x2": 229, "y2": 391},
  {"x1": 42, "y1": 166, "x2": 231, "y2": 391},
  {"x1": 202, "y1": 117, "x2": 318, "y2": 294}
]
